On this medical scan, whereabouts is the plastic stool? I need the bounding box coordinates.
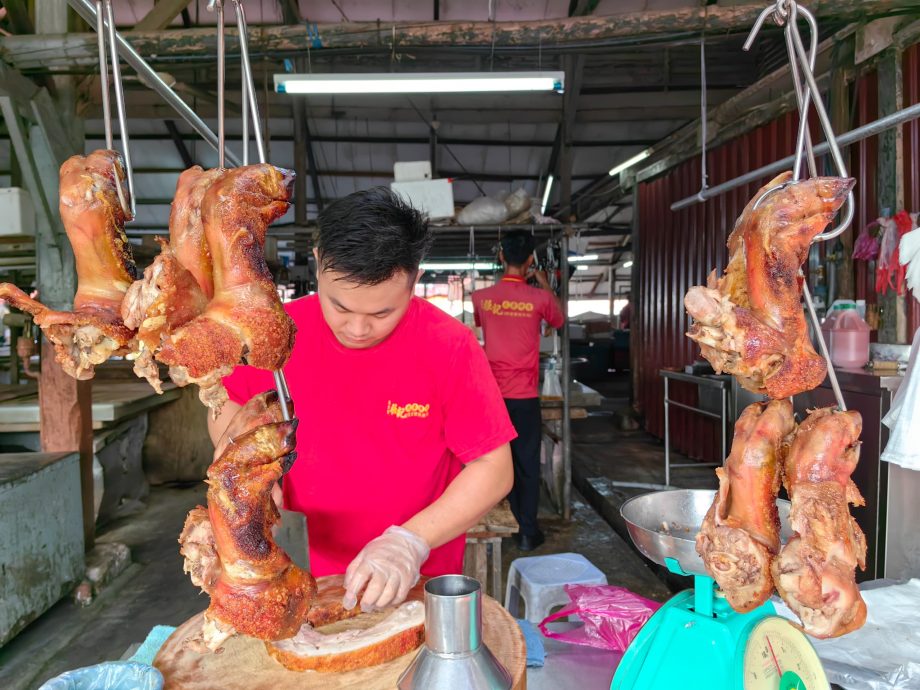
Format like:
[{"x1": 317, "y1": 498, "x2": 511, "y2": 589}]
[{"x1": 504, "y1": 552, "x2": 607, "y2": 623}]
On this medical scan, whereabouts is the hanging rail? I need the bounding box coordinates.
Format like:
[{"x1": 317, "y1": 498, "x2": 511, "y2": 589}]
[
  {"x1": 66, "y1": 0, "x2": 243, "y2": 167},
  {"x1": 670, "y1": 102, "x2": 920, "y2": 212}
]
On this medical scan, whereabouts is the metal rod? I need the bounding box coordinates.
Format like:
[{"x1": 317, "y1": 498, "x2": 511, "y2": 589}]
[
  {"x1": 66, "y1": 0, "x2": 242, "y2": 167},
  {"x1": 663, "y1": 376, "x2": 670, "y2": 487},
  {"x1": 274, "y1": 370, "x2": 291, "y2": 421},
  {"x1": 670, "y1": 101, "x2": 920, "y2": 211},
  {"x1": 213, "y1": 0, "x2": 226, "y2": 169},
  {"x1": 95, "y1": 1, "x2": 112, "y2": 150},
  {"x1": 802, "y1": 281, "x2": 847, "y2": 411},
  {"x1": 233, "y1": 0, "x2": 266, "y2": 164},
  {"x1": 561, "y1": 232, "x2": 572, "y2": 521},
  {"x1": 242, "y1": 74, "x2": 249, "y2": 166},
  {"x1": 104, "y1": 0, "x2": 134, "y2": 218}
]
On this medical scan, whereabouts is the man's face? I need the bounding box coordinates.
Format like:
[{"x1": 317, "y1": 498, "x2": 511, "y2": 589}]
[{"x1": 315, "y1": 254, "x2": 419, "y2": 349}]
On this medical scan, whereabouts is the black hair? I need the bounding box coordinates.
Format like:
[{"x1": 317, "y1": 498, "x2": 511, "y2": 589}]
[
  {"x1": 315, "y1": 187, "x2": 433, "y2": 285},
  {"x1": 500, "y1": 230, "x2": 535, "y2": 267}
]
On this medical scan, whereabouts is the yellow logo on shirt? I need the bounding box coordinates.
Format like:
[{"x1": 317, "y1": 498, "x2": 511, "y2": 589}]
[
  {"x1": 481, "y1": 298, "x2": 535, "y2": 317},
  {"x1": 387, "y1": 400, "x2": 431, "y2": 419}
]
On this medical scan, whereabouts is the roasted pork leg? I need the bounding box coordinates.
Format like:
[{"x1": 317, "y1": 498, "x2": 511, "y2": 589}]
[
  {"x1": 179, "y1": 392, "x2": 316, "y2": 651},
  {"x1": 121, "y1": 168, "x2": 221, "y2": 391},
  {"x1": 0, "y1": 150, "x2": 137, "y2": 379},
  {"x1": 696, "y1": 399, "x2": 794, "y2": 612},
  {"x1": 772, "y1": 407, "x2": 867, "y2": 638},
  {"x1": 157, "y1": 164, "x2": 296, "y2": 412},
  {"x1": 685, "y1": 172, "x2": 854, "y2": 399}
]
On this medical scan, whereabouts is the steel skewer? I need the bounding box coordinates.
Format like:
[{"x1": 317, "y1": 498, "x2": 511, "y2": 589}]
[
  {"x1": 95, "y1": 1, "x2": 112, "y2": 151},
  {"x1": 213, "y1": 0, "x2": 292, "y2": 415}
]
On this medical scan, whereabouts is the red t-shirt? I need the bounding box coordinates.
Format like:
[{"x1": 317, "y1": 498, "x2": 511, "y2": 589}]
[
  {"x1": 222, "y1": 295, "x2": 516, "y2": 578},
  {"x1": 472, "y1": 276, "x2": 565, "y2": 399}
]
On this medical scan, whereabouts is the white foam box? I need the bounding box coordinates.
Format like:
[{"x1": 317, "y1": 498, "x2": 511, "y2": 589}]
[
  {"x1": 0, "y1": 188, "x2": 36, "y2": 236},
  {"x1": 391, "y1": 179, "x2": 455, "y2": 220},
  {"x1": 393, "y1": 160, "x2": 432, "y2": 182}
]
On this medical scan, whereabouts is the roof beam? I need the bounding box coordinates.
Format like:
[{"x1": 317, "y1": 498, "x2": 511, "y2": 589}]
[
  {"x1": 2, "y1": 0, "x2": 915, "y2": 71},
  {"x1": 134, "y1": 0, "x2": 194, "y2": 32}
]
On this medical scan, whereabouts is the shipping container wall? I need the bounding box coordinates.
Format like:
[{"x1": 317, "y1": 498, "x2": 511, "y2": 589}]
[{"x1": 634, "y1": 45, "x2": 920, "y2": 461}]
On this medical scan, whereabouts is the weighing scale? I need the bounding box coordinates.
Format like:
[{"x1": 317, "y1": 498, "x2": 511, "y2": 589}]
[{"x1": 612, "y1": 489, "x2": 829, "y2": 690}]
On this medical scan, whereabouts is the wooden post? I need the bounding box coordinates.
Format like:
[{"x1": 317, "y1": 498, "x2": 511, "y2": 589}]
[
  {"x1": 34, "y1": 0, "x2": 94, "y2": 549},
  {"x1": 877, "y1": 46, "x2": 907, "y2": 344}
]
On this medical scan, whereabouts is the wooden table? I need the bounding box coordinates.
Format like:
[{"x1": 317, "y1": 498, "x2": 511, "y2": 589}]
[
  {"x1": 0, "y1": 381, "x2": 181, "y2": 432},
  {"x1": 465, "y1": 500, "x2": 519, "y2": 601}
]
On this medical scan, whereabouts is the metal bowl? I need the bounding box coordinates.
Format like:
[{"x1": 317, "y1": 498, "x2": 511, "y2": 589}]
[{"x1": 620, "y1": 489, "x2": 792, "y2": 577}]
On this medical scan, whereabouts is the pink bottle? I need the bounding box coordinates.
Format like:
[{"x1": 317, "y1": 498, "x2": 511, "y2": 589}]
[{"x1": 830, "y1": 306, "x2": 870, "y2": 369}]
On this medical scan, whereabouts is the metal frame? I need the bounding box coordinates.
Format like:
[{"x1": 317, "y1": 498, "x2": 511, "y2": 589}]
[
  {"x1": 660, "y1": 370, "x2": 726, "y2": 488},
  {"x1": 65, "y1": 0, "x2": 243, "y2": 167}
]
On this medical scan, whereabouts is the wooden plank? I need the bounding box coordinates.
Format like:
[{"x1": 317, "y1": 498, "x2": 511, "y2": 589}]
[
  {"x1": 133, "y1": 0, "x2": 193, "y2": 32},
  {"x1": 2, "y1": 1, "x2": 917, "y2": 70}
]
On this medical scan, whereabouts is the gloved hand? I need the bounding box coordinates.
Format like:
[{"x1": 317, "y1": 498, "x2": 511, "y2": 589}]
[{"x1": 342, "y1": 525, "x2": 431, "y2": 612}]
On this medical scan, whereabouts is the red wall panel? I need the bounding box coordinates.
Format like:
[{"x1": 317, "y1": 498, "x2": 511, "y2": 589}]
[{"x1": 904, "y1": 44, "x2": 920, "y2": 334}]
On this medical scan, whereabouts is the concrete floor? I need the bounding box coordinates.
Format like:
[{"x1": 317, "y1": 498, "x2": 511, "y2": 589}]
[{"x1": 1, "y1": 374, "x2": 703, "y2": 689}]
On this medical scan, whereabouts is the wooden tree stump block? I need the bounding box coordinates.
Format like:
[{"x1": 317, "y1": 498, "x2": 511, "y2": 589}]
[{"x1": 154, "y1": 575, "x2": 526, "y2": 690}]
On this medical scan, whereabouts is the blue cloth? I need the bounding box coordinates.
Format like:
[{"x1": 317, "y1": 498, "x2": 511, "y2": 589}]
[
  {"x1": 38, "y1": 662, "x2": 163, "y2": 690},
  {"x1": 129, "y1": 625, "x2": 176, "y2": 666},
  {"x1": 515, "y1": 618, "x2": 545, "y2": 667}
]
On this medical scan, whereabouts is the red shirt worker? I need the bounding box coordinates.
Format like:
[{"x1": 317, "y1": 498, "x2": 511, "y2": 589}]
[
  {"x1": 210, "y1": 188, "x2": 515, "y2": 613},
  {"x1": 471, "y1": 231, "x2": 564, "y2": 551}
]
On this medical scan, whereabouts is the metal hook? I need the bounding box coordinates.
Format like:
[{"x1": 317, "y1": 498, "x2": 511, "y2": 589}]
[
  {"x1": 95, "y1": 0, "x2": 134, "y2": 218},
  {"x1": 232, "y1": 0, "x2": 266, "y2": 165}
]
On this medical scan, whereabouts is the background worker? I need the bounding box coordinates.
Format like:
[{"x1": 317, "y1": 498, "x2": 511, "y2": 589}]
[
  {"x1": 210, "y1": 188, "x2": 515, "y2": 613},
  {"x1": 472, "y1": 231, "x2": 565, "y2": 551}
]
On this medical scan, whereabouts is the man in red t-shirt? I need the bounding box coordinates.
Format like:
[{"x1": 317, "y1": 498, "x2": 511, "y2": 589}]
[
  {"x1": 471, "y1": 231, "x2": 564, "y2": 551},
  {"x1": 210, "y1": 188, "x2": 515, "y2": 614}
]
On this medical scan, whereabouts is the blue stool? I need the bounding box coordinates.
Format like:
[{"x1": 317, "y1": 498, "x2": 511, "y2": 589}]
[{"x1": 504, "y1": 552, "x2": 607, "y2": 623}]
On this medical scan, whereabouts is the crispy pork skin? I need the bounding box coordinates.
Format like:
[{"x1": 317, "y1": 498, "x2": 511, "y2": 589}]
[
  {"x1": 772, "y1": 407, "x2": 867, "y2": 638},
  {"x1": 685, "y1": 173, "x2": 854, "y2": 398},
  {"x1": 0, "y1": 150, "x2": 137, "y2": 378},
  {"x1": 697, "y1": 400, "x2": 794, "y2": 612}
]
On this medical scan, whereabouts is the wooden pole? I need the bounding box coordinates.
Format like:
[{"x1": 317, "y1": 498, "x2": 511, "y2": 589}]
[{"x1": 2, "y1": 0, "x2": 917, "y2": 71}]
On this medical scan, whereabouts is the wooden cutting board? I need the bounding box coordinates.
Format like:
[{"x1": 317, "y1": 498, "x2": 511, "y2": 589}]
[{"x1": 154, "y1": 575, "x2": 526, "y2": 690}]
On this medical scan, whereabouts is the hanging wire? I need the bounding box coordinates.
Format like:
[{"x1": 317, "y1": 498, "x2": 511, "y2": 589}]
[
  {"x1": 96, "y1": 0, "x2": 134, "y2": 218},
  {"x1": 697, "y1": 34, "x2": 709, "y2": 199}
]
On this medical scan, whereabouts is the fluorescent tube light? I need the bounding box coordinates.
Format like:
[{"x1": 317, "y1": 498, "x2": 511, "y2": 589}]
[
  {"x1": 275, "y1": 72, "x2": 565, "y2": 95},
  {"x1": 540, "y1": 174, "x2": 554, "y2": 215},
  {"x1": 420, "y1": 262, "x2": 497, "y2": 271},
  {"x1": 608, "y1": 149, "x2": 652, "y2": 177},
  {"x1": 576, "y1": 265, "x2": 589, "y2": 271},
  {"x1": 569, "y1": 254, "x2": 599, "y2": 263},
  {"x1": 622, "y1": 260, "x2": 634, "y2": 269}
]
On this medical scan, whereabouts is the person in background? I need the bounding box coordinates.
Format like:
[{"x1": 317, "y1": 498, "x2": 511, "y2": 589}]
[
  {"x1": 211, "y1": 188, "x2": 515, "y2": 613},
  {"x1": 618, "y1": 293, "x2": 632, "y2": 330},
  {"x1": 472, "y1": 231, "x2": 565, "y2": 551}
]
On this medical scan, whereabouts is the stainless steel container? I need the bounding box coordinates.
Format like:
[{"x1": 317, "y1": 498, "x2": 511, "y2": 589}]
[{"x1": 397, "y1": 575, "x2": 512, "y2": 690}]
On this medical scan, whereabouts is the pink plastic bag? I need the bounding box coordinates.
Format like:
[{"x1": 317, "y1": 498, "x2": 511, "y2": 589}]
[{"x1": 538, "y1": 584, "x2": 661, "y2": 652}]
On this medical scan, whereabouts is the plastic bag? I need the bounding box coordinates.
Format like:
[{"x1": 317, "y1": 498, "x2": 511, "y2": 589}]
[
  {"x1": 456, "y1": 195, "x2": 510, "y2": 225},
  {"x1": 538, "y1": 584, "x2": 661, "y2": 652},
  {"x1": 504, "y1": 188, "x2": 531, "y2": 217},
  {"x1": 38, "y1": 662, "x2": 163, "y2": 690},
  {"x1": 853, "y1": 221, "x2": 880, "y2": 261},
  {"x1": 541, "y1": 356, "x2": 562, "y2": 400}
]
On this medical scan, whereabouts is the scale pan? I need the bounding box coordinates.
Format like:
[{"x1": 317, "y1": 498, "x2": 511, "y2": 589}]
[{"x1": 620, "y1": 489, "x2": 792, "y2": 577}]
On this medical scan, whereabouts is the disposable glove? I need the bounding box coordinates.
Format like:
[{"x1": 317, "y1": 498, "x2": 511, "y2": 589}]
[{"x1": 342, "y1": 525, "x2": 430, "y2": 612}]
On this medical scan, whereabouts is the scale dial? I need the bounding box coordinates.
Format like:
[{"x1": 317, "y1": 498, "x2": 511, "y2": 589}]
[{"x1": 742, "y1": 617, "x2": 828, "y2": 690}]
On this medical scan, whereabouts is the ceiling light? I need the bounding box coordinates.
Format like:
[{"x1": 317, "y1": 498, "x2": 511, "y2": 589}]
[
  {"x1": 540, "y1": 174, "x2": 554, "y2": 215},
  {"x1": 622, "y1": 260, "x2": 634, "y2": 268},
  {"x1": 420, "y1": 262, "x2": 497, "y2": 271},
  {"x1": 569, "y1": 254, "x2": 599, "y2": 263},
  {"x1": 608, "y1": 149, "x2": 652, "y2": 177},
  {"x1": 576, "y1": 265, "x2": 589, "y2": 271},
  {"x1": 275, "y1": 72, "x2": 565, "y2": 95}
]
